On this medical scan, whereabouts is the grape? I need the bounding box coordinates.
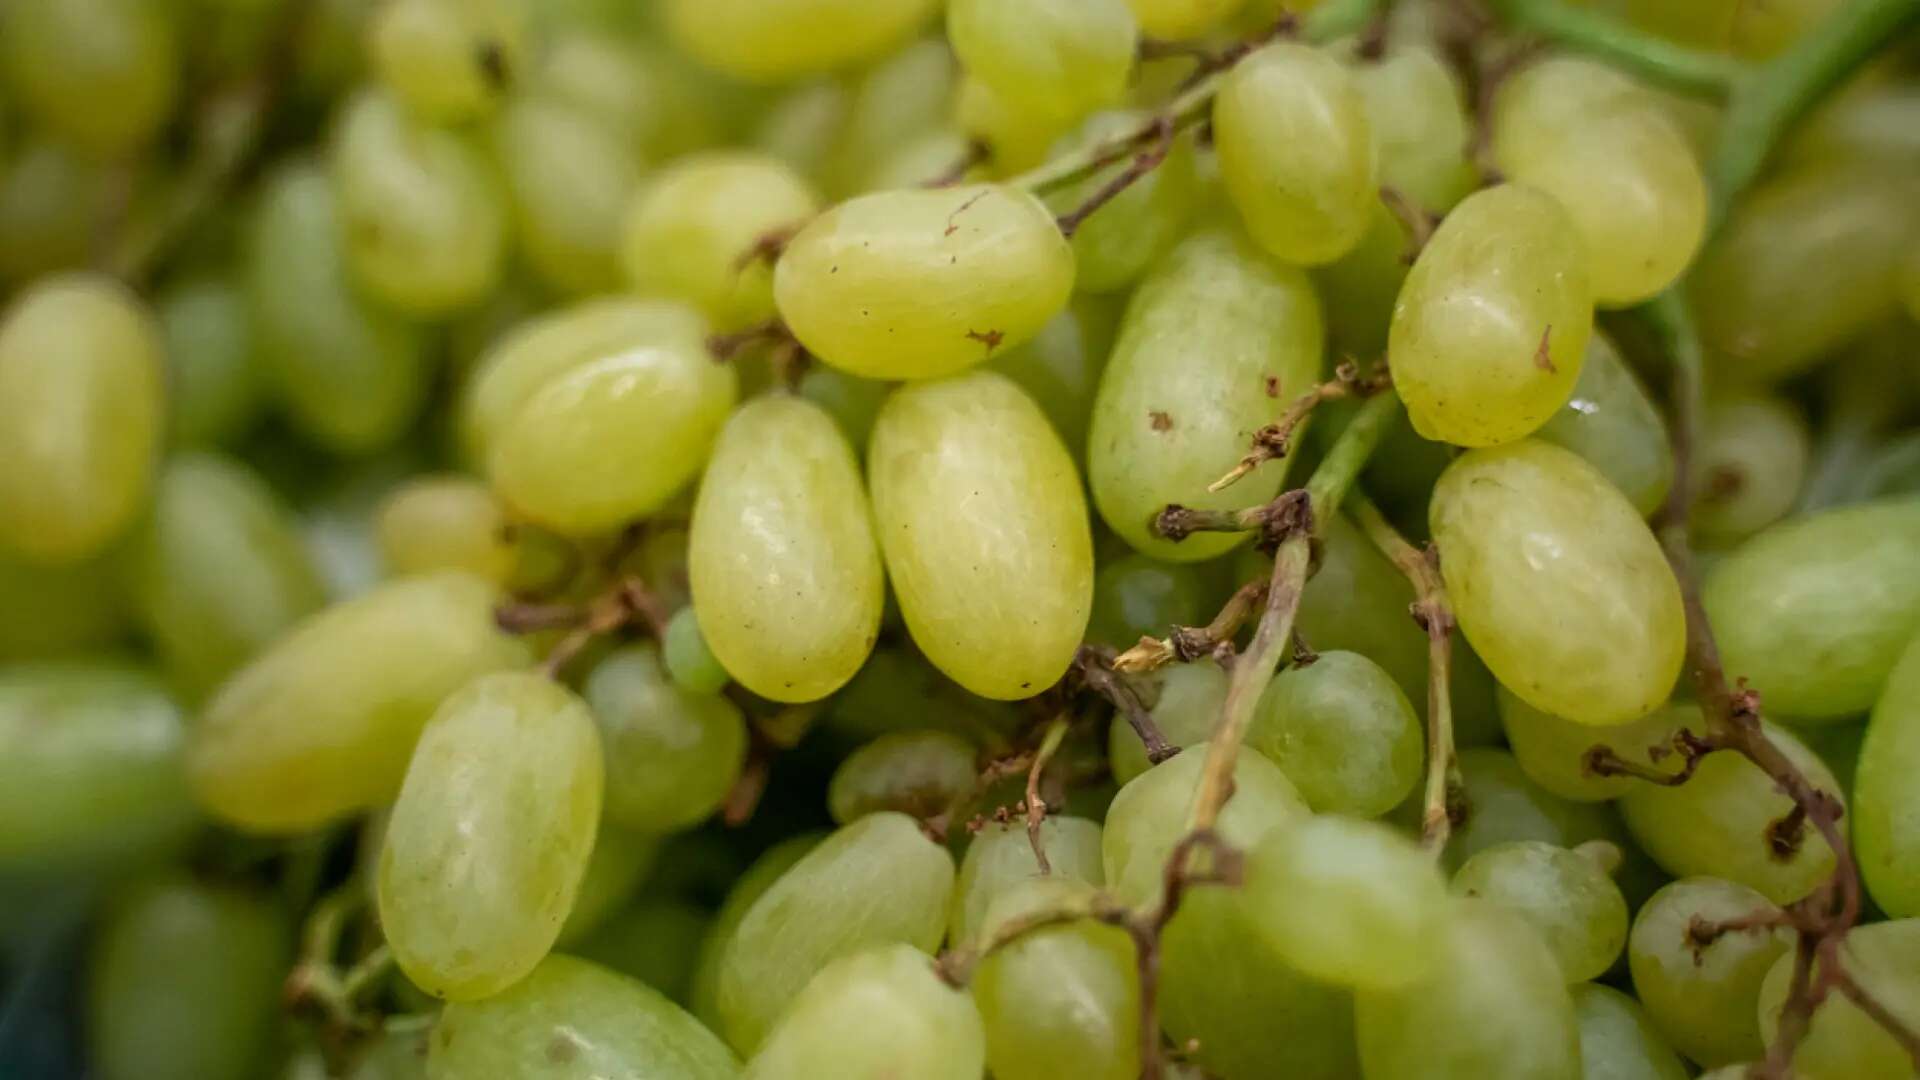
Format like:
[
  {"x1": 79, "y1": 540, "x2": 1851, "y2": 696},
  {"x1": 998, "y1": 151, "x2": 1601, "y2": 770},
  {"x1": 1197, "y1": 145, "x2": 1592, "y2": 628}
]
[
  {"x1": 988, "y1": 297, "x2": 1119, "y2": 464},
  {"x1": 1432, "y1": 440, "x2": 1685, "y2": 726},
  {"x1": 826, "y1": 643, "x2": 1024, "y2": 748},
  {"x1": 1389, "y1": 183, "x2": 1592, "y2": 447},
  {"x1": 716, "y1": 812, "x2": 954, "y2": 1052},
  {"x1": 1755, "y1": 918, "x2": 1920, "y2": 1079},
  {"x1": 379, "y1": 671, "x2": 603, "y2": 1001},
  {"x1": 579, "y1": 899, "x2": 711, "y2": 1003},
  {"x1": 868, "y1": 371, "x2": 1093, "y2": 700},
  {"x1": 0, "y1": 274, "x2": 163, "y2": 565},
  {"x1": 368, "y1": 0, "x2": 524, "y2": 124},
  {"x1": 0, "y1": 661, "x2": 197, "y2": 872},
  {"x1": 1088, "y1": 225, "x2": 1324, "y2": 561},
  {"x1": 187, "y1": 572, "x2": 529, "y2": 832},
  {"x1": 823, "y1": 39, "x2": 959, "y2": 197},
  {"x1": 245, "y1": 161, "x2": 431, "y2": 456},
  {"x1": 1348, "y1": 43, "x2": 1475, "y2": 212},
  {"x1": 949, "y1": 816, "x2": 1105, "y2": 947},
  {"x1": 1452, "y1": 841, "x2": 1628, "y2": 983},
  {"x1": 1448, "y1": 748, "x2": 1638, "y2": 874},
  {"x1": 374, "y1": 474, "x2": 518, "y2": 586},
  {"x1": 1491, "y1": 58, "x2": 1708, "y2": 306},
  {"x1": 1108, "y1": 661, "x2": 1225, "y2": 785},
  {"x1": 1242, "y1": 815, "x2": 1449, "y2": 990},
  {"x1": 1125, "y1": 0, "x2": 1245, "y2": 39},
  {"x1": 0, "y1": 137, "x2": 121, "y2": 284},
  {"x1": 124, "y1": 453, "x2": 327, "y2": 698},
  {"x1": 622, "y1": 153, "x2": 822, "y2": 332},
  {"x1": 1500, "y1": 691, "x2": 1689, "y2": 803},
  {"x1": 1314, "y1": 202, "x2": 1412, "y2": 359},
  {"x1": 1572, "y1": 983, "x2": 1689, "y2": 1080},
  {"x1": 661, "y1": 607, "x2": 732, "y2": 695},
  {"x1": 1044, "y1": 115, "x2": 1200, "y2": 293},
  {"x1": 490, "y1": 93, "x2": 643, "y2": 296},
  {"x1": 1854, "y1": 634, "x2": 1920, "y2": 917},
  {"x1": 774, "y1": 184, "x2": 1075, "y2": 381},
  {"x1": 1628, "y1": 877, "x2": 1790, "y2": 1067},
  {"x1": 947, "y1": 0, "x2": 1137, "y2": 124},
  {"x1": 156, "y1": 277, "x2": 263, "y2": 449},
  {"x1": 87, "y1": 876, "x2": 288, "y2": 1080},
  {"x1": 691, "y1": 833, "x2": 827, "y2": 1028},
  {"x1": 0, "y1": 549, "x2": 129, "y2": 662},
  {"x1": 1250, "y1": 650, "x2": 1424, "y2": 818},
  {"x1": 0, "y1": 0, "x2": 178, "y2": 157},
  {"x1": 1691, "y1": 394, "x2": 1812, "y2": 546},
  {"x1": 1214, "y1": 42, "x2": 1377, "y2": 266},
  {"x1": 689, "y1": 396, "x2": 883, "y2": 702},
  {"x1": 663, "y1": 0, "x2": 939, "y2": 83},
  {"x1": 972, "y1": 876, "x2": 1139, "y2": 1080},
  {"x1": 429, "y1": 954, "x2": 739, "y2": 1080},
  {"x1": 744, "y1": 943, "x2": 985, "y2": 1080},
  {"x1": 956, "y1": 75, "x2": 1072, "y2": 175},
  {"x1": 532, "y1": 32, "x2": 752, "y2": 164},
  {"x1": 754, "y1": 81, "x2": 853, "y2": 188},
  {"x1": 1086, "y1": 552, "x2": 1212, "y2": 649},
  {"x1": 582, "y1": 643, "x2": 747, "y2": 833},
  {"x1": 556, "y1": 825, "x2": 661, "y2": 946},
  {"x1": 828, "y1": 730, "x2": 977, "y2": 824},
  {"x1": 329, "y1": 90, "x2": 508, "y2": 317},
  {"x1": 1703, "y1": 497, "x2": 1920, "y2": 719},
  {"x1": 1532, "y1": 332, "x2": 1676, "y2": 518},
  {"x1": 339, "y1": 1030, "x2": 430, "y2": 1080}
]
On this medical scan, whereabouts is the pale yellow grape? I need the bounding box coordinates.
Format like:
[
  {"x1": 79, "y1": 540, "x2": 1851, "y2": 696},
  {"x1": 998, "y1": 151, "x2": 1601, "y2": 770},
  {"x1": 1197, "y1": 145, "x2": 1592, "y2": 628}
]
[
  {"x1": 491, "y1": 94, "x2": 642, "y2": 296},
  {"x1": 379, "y1": 672, "x2": 603, "y2": 1001},
  {"x1": 0, "y1": 274, "x2": 162, "y2": 564},
  {"x1": 186, "y1": 572, "x2": 529, "y2": 832},
  {"x1": 1088, "y1": 225, "x2": 1323, "y2": 561},
  {"x1": 1571, "y1": 984, "x2": 1689, "y2": 1080},
  {"x1": 1452, "y1": 841, "x2": 1628, "y2": 984},
  {"x1": 1349, "y1": 44, "x2": 1475, "y2": 211},
  {"x1": 1628, "y1": 877, "x2": 1790, "y2": 1067},
  {"x1": 752, "y1": 82, "x2": 850, "y2": 189},
  {"x1": 972, "y1": 877, "x2": 1139, "y2": 1080},
  {"x1": 1532, "y1": 332, "x2": 1675, "y2": 517},
  {"x1": 867, "y1": 372, "x2": 1093, "y2": 700},
  {"x1": 1355, "y1": 898, "x2": 1581, "y2": 1080},
  {"x1": 368, "y1": 0, "x2": 524, "y2": 124},
  {"x1": 691, "y1": 834, "x2": 826, "y2": 1028},
  {"x1": 1691, "y1": 394, "x2": 1811, "y2": 546},
  {"x1": 622, "y1": 152, "x2": 821, "y2": 332},
  {"x1": 0, "y1": 0, "x2": 177, "y2": 157},
  {"x1": 947, "y1": 0, "x2": 1136, "y2": 123},
  {"x1": 1389, "y1": 183, "x2": 1592, "y2": 447},
  {"x1": 1432, "y1": 440, "x2": 1685, "y2": 726},
  {"x1": 955, "y1": 76, "x2": 1072, "y2": 175},
  {"x1": 374, "y1": 474, "x2": 516, "y2": 586},
  {"x1": 1500, "y1": 690, "x2": 1689, "y2": 802},
  {"x1": 469, "y1": 299, "x2": 737, "y2": 535},
  {"x1": 1126, "y1": 0, "x2": 1244, "y2": 38},
  {"x1": 1860, "y1": 635, "x2": 1920, "y2": 917},
  {"x1": 745, "y1": 944, "x2": 983, "y2": 1080},
  {"x1": 823, "y1": 39, "x2": 958, "y2": 197},
  {"x1": 690, "y1": 396, "x2": 882, "y2": 703},
  {"x1": 717, "y1": 812, "x2": 954, "y2": 1052},
  {"x1": 949, "y1": 817, "x2": 1105, "y2": 947},
  {"x1": 1755, "y1": 919, "x2": 1920, "y2": 1079},
  {"x1": 663, "y1": 0, "x2": 938, "y2": 83},
  {"x1": 775, "y1": 184, "x2": 1073, "y2": 380},
  {"x1": 1214, "y1": 42, "x2": 1377, "y2": 266}
]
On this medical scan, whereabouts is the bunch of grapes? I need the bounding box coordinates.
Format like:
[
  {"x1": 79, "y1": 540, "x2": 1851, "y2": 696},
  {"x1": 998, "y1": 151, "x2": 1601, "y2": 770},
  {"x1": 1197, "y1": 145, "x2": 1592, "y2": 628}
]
[{"x1": 2, "y1": 0, "x2": 1919, "y2": 1078}]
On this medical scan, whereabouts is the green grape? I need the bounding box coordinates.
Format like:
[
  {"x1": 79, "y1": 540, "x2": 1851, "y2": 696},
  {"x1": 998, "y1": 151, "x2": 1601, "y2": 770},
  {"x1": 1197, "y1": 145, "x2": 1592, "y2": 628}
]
[
  {"x1": 579, "y1": 899, "x2": 710, "y2": 1004},
  {"x1": 1628, "y1": 877, "x2": 1790, "y2": 1067},
  {"x1": 663, "y1": 0, "x2": 939, "y2": 83},
  {"x1": 948, "y1": 816, "x2": 1105, "y2": 946},
  {"x1": 429, "y1": 954, "x2": 739, "y2": 1080},
  {"x1": 245, "y1": 160, "x2": 431, "y2": 455},
  {"x1": 1904, "y1": 242, "x2": 1920, "y2": 322},
  {"x1": 1447, "y1": 748, "x2": 1636, "y2": 872},
  {"x1": 374, "y1": 473, "x2": 518, "y2": 586},
  {"x1": 556, "y1": 825, "x2": 661, "y2": 947},
  {"x1": 717, "y1": 812, "x2": 955, "y2": 1052},
  {"x1": 0, "y1": 549, "x2": 128, "y2": 661},
  {"x1": 1851, "y1": 634, "x2": 1920, "y2": 917},
  {"x1": 689, "y1": 396, "x2": 883, "y2": 703},
  {"x1": 342, "y1": 1030, "x2": 431, "y2": 1080},
  {"x1": 1044, "y1": 114, "x2": 1200, "y2": 293},
  {"x1": 1086, "y1": 553, "x2": 1211, "y2": 649},
  {"x1": 823, "y1": 39, "x2": 958, "y2": 197},
  {"x1": 753, "y1": 80, "x2": 851, "y2": 187},
  {"x1": 188, "y1": 571, "x2": 529, "y2": 832},
  {"x1": 368, "y1": 0, "x2": 524, "y2": 124},
  {"x1": 1703, "y1": 497, "x2": 1920, "y2": 719},
  {"x1": 157, "y1": 277, "x2": 263, "y2": 449},
  {"x1": 124, "y1": 453, "x2": 327, "y2": 699},
  {"x1": 0, "y1": 661, "x2": 196, "y2": 872},
  {"x1": 972, "y1": 876, "x2": 1139, "y2": 1080},
  {"x1": 1389, "y1": 183, "x2": 1592, "y2": 447},
  {"x1": 1500, "y1": 691, "x2": 1688, "y2": 802},
  {"x1": 1755, "y1": 918, "x2": 1920, "y2": 1079},
  {"x1": 1243, "y1": 815, "x2": 1448, "y2": 990},
  {"x1": 825, "y1": 642, "x2": 1024, "y2": 747},
  {"x1": 1571, "y1": 983, "x2": 1690, "y2": 1080},
  {"x1": 532, "y1": 32, "x2": 751, "y2": 163},
  {"x1": 955, "y1": 75, "x2": 1071, "y2": 175},
  {"x1": 1088, "y1": 225, "x2": 1324, "y2": 561},
  {"x1": 662, "y1": 607, "x2": 732, "y2": 695},
  {"x1": 948, "y1": 0, "x2": 1136, "y2": 124},
  {"x1": 582, "y1": 643, "x2": 747, "y2": 833},
  {"x1": 1452, "y1": 841, "x2": 1628, "y2": 983},
  {"x1": 491, "y1": 93, "x2": 642, "y2": 296},
  {"x1": 1693, "y1": 160, "x2": 1915, "y2": 383},
  {"x1": 987, "y1": 298, "x2": 1118, "y2": 463},
  {"x1": 0, "y1": 137, "x2": 119, "y2": 283},
  {"x1": 0, "y1": 274, "x2": 162, "y2": 565},
  {"x1": 0, "y1": 0, "x2": 177, "y2": 157},
  {"x1": 622, "y1": 153, "x2": 822, "y2": 332},
  {"x1": 1313, "y1": 201, "x2": 1415, "y2": 359},
  {"x1": 1108, "y1": 661, "x2": 1224, "y2": 785},
  {"x1": 1531, "y1": 331, "x2": 1675, "y2": 517},
  {"x1": 1691, "y1": 394, "x2": 1811, "y2": 546},
  {"x1": 743, "y1": 943, "x2": 985, "y2": 1079},
  {"x1": 868, "y1": 371, "x2": 1093, "y2": 700},
  {"x1": 828, "y1": 730, "x2": 977, "y2": 824},
  {"x1": 797, "y1": 366, "x2": 892, "y2": 453},
  {"x1": 860, "y1": 127, "x2": 980, "y2": 191},
  {"x1": 1125, "y1": 0, "x2": 1244, "y2": 38},
  {"x1": 1355, "y1": 898, "x2": 1581, "y2": 1080},
  {"x1": 464, "y1": 298, "x2": 737, "y2": 535},
  {"x1": 1250, "y1": 650, "x2": 1424, "y2": 818},
  {"x1": 692, "y1": 833, "x2": 828, "y2": 1028},
  {"x1": 87, "y1": 876, "x2": 289, "y2": 1080},
  {"x1": 1214, "y1": 42, "x2": 1377, "y2": 266},
  {"x1": 1491, "y1": 58, "x2": 1707, "y2": 306},
  {"x1": 1348, "y1": 43, "x2": 1475, "y2": 211},
  {"x1": 774, "y1": 184, "x2": 1074, "y2": 381},
  {"x1": 1295, "y1": 512, "x2": 1442, "y2": 725},
  {"x1": 1432, "y1": 440, "x2": 1684, "y2": 725}
]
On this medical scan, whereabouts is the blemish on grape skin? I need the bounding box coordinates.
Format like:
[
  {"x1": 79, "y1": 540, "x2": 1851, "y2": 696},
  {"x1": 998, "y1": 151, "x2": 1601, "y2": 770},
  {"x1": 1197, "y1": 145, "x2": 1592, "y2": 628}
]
[
  {"x1": 966, "y1": 328, "x2": 1004, "y2": 352},
  {"x1": 1149, "y1": 410, "x2": 1173, "y2": 432},
  {"x1": 1534, "y1": 326, "x2": 1556, "y2": 373}
]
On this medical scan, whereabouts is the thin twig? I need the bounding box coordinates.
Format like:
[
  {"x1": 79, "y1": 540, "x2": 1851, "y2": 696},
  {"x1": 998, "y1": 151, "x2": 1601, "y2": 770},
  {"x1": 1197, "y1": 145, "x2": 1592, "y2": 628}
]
[
  {"x1": 1077, "y1": 646, "x2": 1178, "y2": 763},
  {"x1": 1210, "y1": 362, "x2": 1389, "y2": 493},
  {"x1": 1113, "y1": 580, "x2": 1268, "y2": 675},
  {"x1": 1024, "y1": 718, "x2": 1071, "y2": 873},
  {"x1": 1055, "y1": 117, "x2": 1176, "y2": 237},
  {"x1": 1377, "y1": 186, "x2": 1439, "y2": 264}
]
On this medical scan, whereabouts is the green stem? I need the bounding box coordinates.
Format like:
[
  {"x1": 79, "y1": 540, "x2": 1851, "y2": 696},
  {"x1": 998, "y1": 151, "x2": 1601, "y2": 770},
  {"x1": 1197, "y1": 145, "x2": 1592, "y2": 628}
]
[{"x1": 1489, "y1": 0, "x2": 1744, "y2": 98}]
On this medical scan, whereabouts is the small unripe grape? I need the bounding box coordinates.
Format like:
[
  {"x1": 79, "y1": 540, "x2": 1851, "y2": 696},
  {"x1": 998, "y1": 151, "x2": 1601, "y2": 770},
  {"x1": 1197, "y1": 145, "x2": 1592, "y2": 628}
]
[
  {"x1": 949, "y1": 817, "x2": 1105, "y2": 947},
  {"x1": 1499, "y1": 691, "x2": 1688, "y2": 803},
  {"x1": 1691, "y1": 394, "x2": 1811, "y2": 546},
  {"x1": 1108, "y1": 662, "x2": 1224, "y2": 785},
  {"x1": 1572, "y1": 983, "x2": 1689, "y2": 1080},
  {"x1": 0, "y1": 0, "x2": 178, "y2": 157},
  {"x1": 744, "y1": 944, "x2": 985, "y2": 1080},
  {"x1": 368, "y1": 0, "x2": 524, "y2": 124},
  {"x1": 1215, "y1": 42, "x2": 1378, "y2": 266},
  {"x1": 1859, "y1": 634, "x2": 1920, "y2": 917},
  {"x1": 1755, "y1": 918, "x2": 1920, "y2": 1079},
  {"x1": 827, "y1": 730, "x2": 977, "y2": 824},
  {"x1": 1452, "y1": 841, "x2": 1628, "y2": 983},
  {"x1": 663, "y1": 0, "x2": 939, "y2": 83},
  {"x1": 583, "y1": 644, "x2": 747, "y2": 834},
  {"x1": 1532, "y1": 332, "x2": 1675, "y2": 517},
  {"x1": 662, "y1": 607, "x2": 731, "y2": 695},
  {"x1": 775, "y1": 184, "x2": 1074, "y2": 381},
  {"x1": 973, "y1": 877, "x2": 1139, "y2": 1080},
  {"x1": 1629, "y1": 877, "x2": 1790, "y2": 1067},
  {"x1": 491, "y1": 94, "x2": 642, "y2": 296},
  {"x1": 1125, "y1": 0, "x2": 1244, "y2": 39},
  {"x1": 157, "y1": 277, "x2": 263, "y2": 450},
  {"x1": 948, "y1": 0, "x2": 1136, "y2": 124},
  {"x1": 1250, "y1": 651, "x2": 1424, "y2": 818},
  {"x1": 1389, "y1": 183, "x2": 1593, "y2": 447}
]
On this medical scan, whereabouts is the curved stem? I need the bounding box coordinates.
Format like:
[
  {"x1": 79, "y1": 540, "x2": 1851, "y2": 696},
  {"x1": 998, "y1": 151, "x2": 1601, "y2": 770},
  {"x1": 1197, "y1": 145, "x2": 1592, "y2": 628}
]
[{"x1": 1488, "y1": 0, "x2": 1744, "y2": 97}]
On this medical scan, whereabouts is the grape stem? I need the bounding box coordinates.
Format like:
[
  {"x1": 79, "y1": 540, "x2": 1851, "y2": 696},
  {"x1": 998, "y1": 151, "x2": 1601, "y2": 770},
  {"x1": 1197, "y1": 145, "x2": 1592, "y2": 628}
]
[
  {"x1": 1112, "y1": 578, "x2": 1269, "y2": 674},
  {"x1": 1209, "y1": 361, "x2": 1391, "y2": 493},
  {"x1": 1023, "y1": 717, "x2": 1071, "y2": 873},
  {"x1": 284, "y1": 885, "x2": 391, "y2": 1068},
  {"x1": 1077, "y1": 645, "x2": 1180, "y2": 764}
]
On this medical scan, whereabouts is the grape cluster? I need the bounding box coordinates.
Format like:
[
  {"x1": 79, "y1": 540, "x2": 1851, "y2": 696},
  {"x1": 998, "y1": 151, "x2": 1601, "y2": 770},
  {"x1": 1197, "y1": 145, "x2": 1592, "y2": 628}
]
[{"x1": 1, "y1": 0, "x2": 1919, "y2": 1079}]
